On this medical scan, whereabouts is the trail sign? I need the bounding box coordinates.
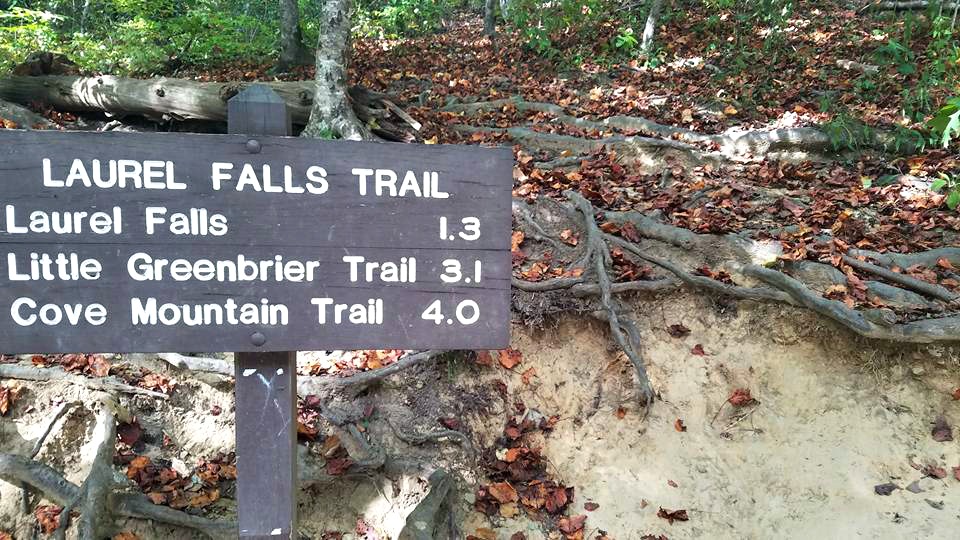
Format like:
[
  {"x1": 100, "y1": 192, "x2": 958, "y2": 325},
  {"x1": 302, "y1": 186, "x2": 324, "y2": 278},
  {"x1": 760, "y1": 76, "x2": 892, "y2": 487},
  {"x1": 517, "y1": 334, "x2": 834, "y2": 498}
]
[
  {"x1": 0, "y1": 129, "x2": 512, "y2": 353},
  {"x1": 0, "y1": 85, "x2": 513, "y2": 540}
]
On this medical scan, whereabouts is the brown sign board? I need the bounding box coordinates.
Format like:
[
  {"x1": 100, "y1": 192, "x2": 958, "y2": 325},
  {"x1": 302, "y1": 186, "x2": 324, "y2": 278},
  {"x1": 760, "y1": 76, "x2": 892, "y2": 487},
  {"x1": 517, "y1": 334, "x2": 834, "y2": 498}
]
[{"x1": 0, "y1": 130, "x2": 512, "y2": 353}]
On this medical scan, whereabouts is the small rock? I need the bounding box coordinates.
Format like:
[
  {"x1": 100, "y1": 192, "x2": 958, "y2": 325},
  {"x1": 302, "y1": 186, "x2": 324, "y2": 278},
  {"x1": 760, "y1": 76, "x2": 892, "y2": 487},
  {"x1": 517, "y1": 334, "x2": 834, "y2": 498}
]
[
  {"x1": 906, "y1": 480, "x2": 923, "y2": 493},
  {"x1": 911, "y1": 366, "x2": 925, "y2": 376},
  {"x1": 925, "y1": 499, "x2": 944, "y2": 510},
  {"x1": 875, "y1": 482, "x2": 898, "y2": 496}
]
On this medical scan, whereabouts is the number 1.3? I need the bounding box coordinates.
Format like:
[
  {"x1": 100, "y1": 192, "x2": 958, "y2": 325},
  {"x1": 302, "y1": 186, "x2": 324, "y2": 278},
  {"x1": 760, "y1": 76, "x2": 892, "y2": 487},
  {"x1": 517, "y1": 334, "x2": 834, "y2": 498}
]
[{"x1": 439, "y1": 216, "x2": 481, "y2": 241}]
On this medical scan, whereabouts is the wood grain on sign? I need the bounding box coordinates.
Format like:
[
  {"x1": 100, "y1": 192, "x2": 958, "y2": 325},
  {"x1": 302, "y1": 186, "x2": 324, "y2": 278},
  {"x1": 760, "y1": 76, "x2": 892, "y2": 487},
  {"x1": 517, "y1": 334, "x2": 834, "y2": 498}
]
[{"x1": 0, "y1": 130, "x2": 512, "y2": 353}]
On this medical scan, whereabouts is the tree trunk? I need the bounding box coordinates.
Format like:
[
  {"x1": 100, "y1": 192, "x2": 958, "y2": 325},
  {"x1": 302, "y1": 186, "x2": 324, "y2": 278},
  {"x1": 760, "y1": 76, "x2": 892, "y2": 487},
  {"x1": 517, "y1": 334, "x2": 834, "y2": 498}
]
[
  {"x1": 278, "y1": 0, "x2": 309, "y2": 72},
  {"x1": 0, "y1": 75, "x2": 412, "y2": 141},
  {"x1": 301, "y1": 0, "x2": 372, "y2": 140},
  {"x1": 641, "y1": 0, "x2": 665, "y2": 53},
  {"x1": 484, "y1": 0, "x2": 497, "y2": 37},
  {"x1": 499, "y1": 0, "x2": 511, "y2": 21}
]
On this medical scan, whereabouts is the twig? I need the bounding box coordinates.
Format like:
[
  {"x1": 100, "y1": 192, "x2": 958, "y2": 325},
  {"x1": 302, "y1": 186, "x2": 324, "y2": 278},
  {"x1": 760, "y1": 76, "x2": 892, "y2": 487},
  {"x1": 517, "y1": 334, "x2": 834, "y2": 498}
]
[
  {"x1": 157, "y1": 352, "x2": 233, "y2": 376},
  {"x1": 842, "y1": 254, "x2": 958, "y2": 303},
  {"x1": 298, "y1": 350, "x2": 445, "y2": 398},
  {"x1": 0, "y1": 364, "x2": 169, "y2": 399}
]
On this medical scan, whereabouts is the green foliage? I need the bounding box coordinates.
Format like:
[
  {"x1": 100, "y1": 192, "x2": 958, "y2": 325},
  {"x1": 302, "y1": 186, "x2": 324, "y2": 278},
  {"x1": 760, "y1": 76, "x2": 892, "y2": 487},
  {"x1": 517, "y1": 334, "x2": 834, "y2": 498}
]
[
  {"x1": 355, "y1": 0, "x2": 454, "y2": 38},
  {"x1": 931, "y1": 174, "x2": 960, "y2": 212},
  {"x1": 820, "y1": 113, "x2": 877, "y2": 152},
  {"x1": 612, "y1": 27, "x2": 638, "y2": 52},
  {"x1": 0, "y1": 7, "x2": 59, "y2": 72},
  {"x1": 929, "y1": 97, "x2": 960, "y2": 149}
]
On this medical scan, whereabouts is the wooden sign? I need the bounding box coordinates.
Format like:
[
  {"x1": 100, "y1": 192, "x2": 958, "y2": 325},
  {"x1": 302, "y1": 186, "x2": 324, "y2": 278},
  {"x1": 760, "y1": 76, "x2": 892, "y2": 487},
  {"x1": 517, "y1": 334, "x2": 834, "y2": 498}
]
[{"x1": 0, "y1": 130, "x2": 512, "y2": 353}]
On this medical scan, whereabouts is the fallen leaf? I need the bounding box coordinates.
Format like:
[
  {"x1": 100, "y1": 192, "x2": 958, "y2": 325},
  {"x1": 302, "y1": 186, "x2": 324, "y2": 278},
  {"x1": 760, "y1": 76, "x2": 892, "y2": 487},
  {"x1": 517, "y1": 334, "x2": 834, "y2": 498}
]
[
  {"x1": 89, "y1": 355, "x2": 111, "y2": 377},
  {"x1": 504, "y1": 447, "x2": 523, "y2": 463},
  {"x1": 499, "y1": 348, "x2": 522, "y2": 369},
  {"x1": 723, "y1": 105, "x2": 738, "y2": 116},
  {"x1": 615, "y1": 406, "x2": 627, "y2": 419},
  {"x1": 189, "y1": 488, "x2": 220, "y2": 508},
  {"x1": 210, "y1": 405, "x2": 222, "y2": 416},
  {"x1": 117, "y1": 420, "x2": 143, "y2": 446},
  {"x1": 952, "y1": 387, "x2": 960, "y2": 400},
  {"x1": 559, "y1": 229, "x2": 578, "y2": 246},
  {"x1": 510, "y1": 533, "x2": 527, "y2": 540},
  {"x1": 499, "y1": 502, "x2": 519, "y2": 518},
  {"x1": 326, "y1": 457, "x2": 353, "y2": 476},
  {"x1": 558, "y1": 514, "x2": 587, "y2": 534},
  {"x1": 113, "y1": 533, "x2": 140, "y2": 540},
  {"x1": 521, "y1": 367, "x2": 537, "y2": 384},
  {"x1": 511, "y1": 230, "x2": 525, "y2": 252},
  {"x1": 953, "y1": 467, "x2": 960, "y2": 481},
  {"x1": 473, "y1": 529, "x2": 497, "y2": 540},
  {"x1": 488, "y1": 481, "x2": 519, "y2": 503},
  {"x1": 657, "y1": 507, "x2": 689, "y2": 524},
  {"x1": 126, "y1": 455, "x2": 152, "y2": 479},
  {"x1": 727, "y1": 388, "x2": 754, "y2": 407},
  {"x1": 475, "y1": 350, "x2": 493, "y2": 366},
  {"x1": 667, "y1": 323, "x2": 690, "y2": 338},
  {"x1": 584, "y1": 501, "x2": 600, "y2": 511},
  {"x1": 438, "y1": 417, "x2": 461, "y2": 430},
  {"x1": 0, "y1": 385, "x2": 14, "y2": 416},
  {"x1": 620, "y1": 221, "x2": 642, "y2": 243},
  {"x1": 932, "y1": 416, "x2": 953, "y2": 442},
  {"x1": 35, "y1": 505, "x2": 62, "y2": 534},
  {"x1": 674, "y1": 418, "x2": 687, "y2": 432},
  {"x1": 923, "y1": 464, "x2": 947, "y2": 479},
  {"x1": 690, "y1": 344, "x2": 707, "y2": 356}
]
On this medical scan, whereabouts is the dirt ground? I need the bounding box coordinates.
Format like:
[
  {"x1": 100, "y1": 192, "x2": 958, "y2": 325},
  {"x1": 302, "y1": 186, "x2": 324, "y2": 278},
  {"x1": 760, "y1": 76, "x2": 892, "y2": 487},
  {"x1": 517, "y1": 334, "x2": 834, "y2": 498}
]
[{"x1": 2, "y1": 291, "x2": 960, "y2": 539}]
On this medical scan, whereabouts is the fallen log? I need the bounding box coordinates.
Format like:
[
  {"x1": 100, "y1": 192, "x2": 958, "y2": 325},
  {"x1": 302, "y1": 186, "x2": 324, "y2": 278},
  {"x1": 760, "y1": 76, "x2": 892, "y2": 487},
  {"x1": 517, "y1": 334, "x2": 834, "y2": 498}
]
[{"x1": 0, "y1": 75, "x2": 415, "y2": 140}]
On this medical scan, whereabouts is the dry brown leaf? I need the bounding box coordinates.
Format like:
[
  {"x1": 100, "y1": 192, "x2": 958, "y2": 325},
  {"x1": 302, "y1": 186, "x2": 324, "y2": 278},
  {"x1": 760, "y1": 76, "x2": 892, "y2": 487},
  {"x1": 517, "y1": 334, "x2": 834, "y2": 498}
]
[
  {"x1": 499, "y1": 348, "x2": 522, "y2": 370},
  {"x1": 488, "y1": 481, "x2": 519, "y2": 503}
]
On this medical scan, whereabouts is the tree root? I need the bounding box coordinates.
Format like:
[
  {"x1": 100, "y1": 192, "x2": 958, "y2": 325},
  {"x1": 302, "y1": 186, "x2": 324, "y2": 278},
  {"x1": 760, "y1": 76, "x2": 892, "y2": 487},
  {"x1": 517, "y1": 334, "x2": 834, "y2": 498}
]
[
  {"x1": 0, "y1": 364, "x2": 169, "y2": 399},
  {"x1": 452, "y1": 124, "x2": 714, "y2": 172},
  {"x1": 511, "y1": 194, "x2": 960, "y2": 362},
  {"x1": 398, "y1": 469, "x2": 457, "y2": 540},
  {"x1": 21, "y1": 400, "x2": 79, "y2": 516},
  {"x1": 445, "y1": 96, "x2": 912, "y2": 163},
  {"x1": 864, "y1": 1, "x2": 959, "y2": 11},
  {"x1": 298, "y1": 350, "x2": 446, "y2": 398},
  {"x1": 157, "y1": 352, "x2": 233, "y2": 376},
  {"x1": 0, "y1": 397, "x2": 236, "y2": 539}
]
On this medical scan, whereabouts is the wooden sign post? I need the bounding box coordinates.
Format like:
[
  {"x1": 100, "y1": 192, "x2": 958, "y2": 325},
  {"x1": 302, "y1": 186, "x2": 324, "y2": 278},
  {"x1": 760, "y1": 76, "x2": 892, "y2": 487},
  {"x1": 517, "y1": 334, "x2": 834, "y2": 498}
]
[
  {"x1": 228, "y1": 86, "x2": 298, "y2": 539},
  {"x1": 0, "y1": 86, "x2": 512, "y2": 538}
]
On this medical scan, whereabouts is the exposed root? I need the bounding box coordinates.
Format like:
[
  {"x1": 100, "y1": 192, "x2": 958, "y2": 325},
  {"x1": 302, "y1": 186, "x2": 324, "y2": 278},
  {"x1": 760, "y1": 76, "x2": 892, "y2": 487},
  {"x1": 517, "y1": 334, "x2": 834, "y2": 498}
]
[
  {"x1": 398, "y1": 469, "x2": 457, "y2": 540},
  {"x1": 0, "y1": 364, "x2": 169, "y2": 399},
  {"x1": 452, "y1": 124, "x2": 714, "y2": 172},
  {"x1": 21, "y1": 400, "x2": 79, "y2": 516},
  {"x1": 841, "y1": 254, "x2": 959, "y2": 303},
  {"x1": 445, "y1": 96, "x2": 912, "y2": 164},
  {"x1": 567, "y1": 190, "x2": 655, "y2": 405},
  {"x1": 298, "y1": 350, "x2": 446, "y2": 398},
  {"x1": 864, "y1": 1, "x2": 959, "y2": 11},
  {"x1": 0, "y1": 398, "x2": 236, "y2": 539},
  {"x1": 511, "y1": 194, "x2": 960, "y2": 355},
  {"x1": 157, "y1": 353, "x2": 233, "y2": 376},
  {"x1": 387, "y1": 419, "x2": 474, "y2": 456}
]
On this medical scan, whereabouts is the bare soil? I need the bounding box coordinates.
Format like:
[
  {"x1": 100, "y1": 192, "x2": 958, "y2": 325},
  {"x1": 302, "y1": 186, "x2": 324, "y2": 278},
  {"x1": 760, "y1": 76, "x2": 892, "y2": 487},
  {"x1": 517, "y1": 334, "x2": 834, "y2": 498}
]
[{"x1": 2, "y1": 292, "x2": 959, "y2": 539}]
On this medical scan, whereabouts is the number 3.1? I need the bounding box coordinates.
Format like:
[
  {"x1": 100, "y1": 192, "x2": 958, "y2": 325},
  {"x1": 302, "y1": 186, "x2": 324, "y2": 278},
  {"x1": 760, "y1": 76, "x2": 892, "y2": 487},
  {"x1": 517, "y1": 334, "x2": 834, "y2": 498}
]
[{"x1": 439, "y1": 217, "x2": 481, "y2": 241}]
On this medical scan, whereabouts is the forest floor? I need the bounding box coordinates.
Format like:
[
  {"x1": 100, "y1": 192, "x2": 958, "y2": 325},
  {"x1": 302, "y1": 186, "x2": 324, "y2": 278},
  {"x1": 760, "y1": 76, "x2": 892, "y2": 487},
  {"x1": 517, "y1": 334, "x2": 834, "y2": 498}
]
[{"x1": 2, "y1": 1, "x2": 960, "y2": 539}]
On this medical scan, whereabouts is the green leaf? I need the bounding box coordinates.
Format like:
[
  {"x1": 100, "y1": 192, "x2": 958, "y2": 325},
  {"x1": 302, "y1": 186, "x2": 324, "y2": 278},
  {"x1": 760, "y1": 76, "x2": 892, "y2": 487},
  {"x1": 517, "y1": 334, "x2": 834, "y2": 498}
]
[
  {"x1": 929, "y1": 98, "x2": 960, "y2": 149},
  {"x1": 947, "y1": 189, "x2": 960, "y2": 211},
  {"x1": 931, "y1": 178, "x2": 948, "y2": 192}
]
